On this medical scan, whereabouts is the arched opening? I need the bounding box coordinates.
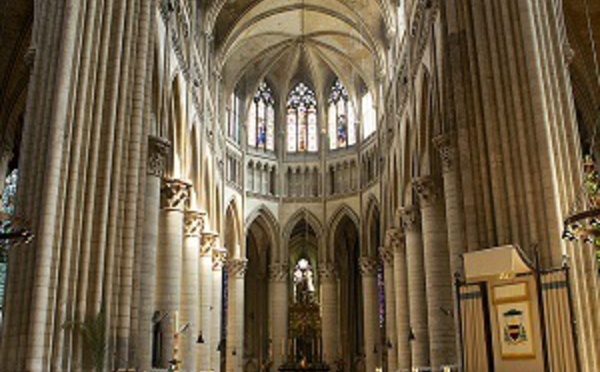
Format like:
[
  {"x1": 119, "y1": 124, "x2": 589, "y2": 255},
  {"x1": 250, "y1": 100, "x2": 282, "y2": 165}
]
[
  {"x1": 244, "y1": 216, "x2": 273, "y2": 370},
  {"x1": 287, "y1": 218, "x2": 320, "y2": 364},
  {"x1": 333, "y1": 215, "x2": 363, "y2": 371}
]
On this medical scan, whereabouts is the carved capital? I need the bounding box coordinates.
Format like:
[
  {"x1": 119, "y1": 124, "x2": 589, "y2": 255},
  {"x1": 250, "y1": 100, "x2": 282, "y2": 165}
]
[
  {"x1": 212, "y1": 246, "x2": 227, "y2": 270},
  {"x1": 201, "y1": 230, "x2": 218, "y2": 257},
  {"x1": 359, "y1": 257, "x2": 379, "y2": 276},
  {"x1": 226, "y1": 258, "x2": 248, "y2": 279},
  {"x1": 160, "y1": 178, "x2": 191, "y2": 210},
  {"x1": 384, "y1": 228, "x2": 403, "y2": 250},
  {"x1": 400, "y1": 206, "x2": 421, "y2": 232},
  {"x1": 148, "y1": 136, "x2": 171, "y2": 177},
  {"x1": 269, "y1": 263, "x2": 289, "y2": 282},
  {"x1": 413, "y1": 175, "x2": 442, "y2": 207},
  {"x1": 318, "y1": 264, "x2": 337, "y2": 281},
  {"x1": 379, "y1": 246, "x2": 394, "y2": 266},
  {"x1": 184, "y1": 210, "x2": 205, "y2": 237},
  {"x1": 433, "y1": 133, "x2": 457, "y2": 173}
]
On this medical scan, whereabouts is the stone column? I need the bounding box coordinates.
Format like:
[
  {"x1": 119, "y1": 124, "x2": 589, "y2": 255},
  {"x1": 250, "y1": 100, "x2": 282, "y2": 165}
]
[
  {"x1": 434, "y1": 133, "x2": 466, "y2": 367},
  {"x1": 157, "y1": 178, "x2": 191, "y2": 368},
  {"x1": 387, "y1": 228, "x2": 411, "y2": 371},
  {"x1": 379, "y1": 246, "x2": 398, "y2": 371},
  {"x1": 138, "y1": 136, "x2": 170, "y2": 371},
  {"x1": 359, "y1": 256, "x2": 380, "y2": 372},
  {"x1": 413, "y1": 176, "x2": 456, "y2": 369},
  {"x1": 211, "y1": 244, "x2": 227, "y2": 372},
  {"x1": 319, "y1": 263, "x2": 339, "y2": 365},
  {"x1": 226, "y1": 257, "x2": 247, "y2": 372},
  {"x1": 401, "y1": 206, "x2": 430, "y2": 369},
  {"x1": 269, "y1": 263, "x2": 289, "y2": 369},
  {"x1": 433, "y1": 133, "x2": 465, "y2": 276},
  {"x1": 198, "y1": 230, "x2": 217, "y2": 370},
  {"x1": 181, "y1": 210, "x2": 204, "y2": 371}
]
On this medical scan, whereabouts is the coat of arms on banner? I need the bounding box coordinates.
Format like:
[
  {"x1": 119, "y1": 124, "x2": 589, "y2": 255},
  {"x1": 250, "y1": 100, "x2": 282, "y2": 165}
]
[
  {"x1": 495, "y1": 301, "x2": 535, "y2": 358},
  {"x1": 502, "y1": 308, "x2": 528, "y2": 344}
]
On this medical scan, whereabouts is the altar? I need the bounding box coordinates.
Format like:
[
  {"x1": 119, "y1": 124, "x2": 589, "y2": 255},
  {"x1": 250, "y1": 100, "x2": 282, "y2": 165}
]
[{"x1": 277, "y1": 259, "x2": 330, "y2": 372}]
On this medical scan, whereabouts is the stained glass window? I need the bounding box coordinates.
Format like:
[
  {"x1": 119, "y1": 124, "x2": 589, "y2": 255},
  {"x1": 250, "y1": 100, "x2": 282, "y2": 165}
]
[
  {"x1": 287, "y1": 83, "x2": 318, "y2": 153},
  {"x1": 362, "y1": 92, "x2": 377, "y2": 139},
  {"x1": 327, "y1": 79, "x2": 356, "y2": 150},
  {"x1": 247, "y1": 82, "x2": 275, "y2": 151},
  {"x1": 228, "y1": 93, "x2": 241, "y2": 143}
]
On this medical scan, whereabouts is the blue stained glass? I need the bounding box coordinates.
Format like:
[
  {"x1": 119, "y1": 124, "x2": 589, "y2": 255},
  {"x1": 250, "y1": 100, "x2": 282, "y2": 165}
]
[
  {"x1": 287, "y1": 83, "x2": 318, "y2": 153},
  {"x1": 250, "y1": 82, "x2": 275, "y2": 151}
]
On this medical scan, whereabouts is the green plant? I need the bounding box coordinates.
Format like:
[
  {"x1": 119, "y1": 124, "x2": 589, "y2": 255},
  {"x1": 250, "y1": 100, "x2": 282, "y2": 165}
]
[{"x1": 63, "y1": 310, "x2": 108, "y2": 372}]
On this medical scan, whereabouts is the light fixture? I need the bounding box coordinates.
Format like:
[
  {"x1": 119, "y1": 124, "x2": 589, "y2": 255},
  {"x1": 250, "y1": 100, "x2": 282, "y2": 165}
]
[
  {"x1": 562, "y1": 0, "x2": 600, "y2": 247},
  {"x1": 196, "y1": 331, "x2": 205, "y2": 344}
]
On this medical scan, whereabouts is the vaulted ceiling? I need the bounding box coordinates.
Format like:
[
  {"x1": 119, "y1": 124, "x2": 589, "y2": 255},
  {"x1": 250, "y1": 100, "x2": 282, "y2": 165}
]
[{"x1": 204, "y1": 0, "x2": 395, "y2": 100}]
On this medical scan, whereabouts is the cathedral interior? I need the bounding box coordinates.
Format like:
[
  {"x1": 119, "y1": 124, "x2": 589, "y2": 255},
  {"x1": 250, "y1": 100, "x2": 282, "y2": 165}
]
[{"x1": 0, "y1": 0, "x2": 599, "y2": 371}]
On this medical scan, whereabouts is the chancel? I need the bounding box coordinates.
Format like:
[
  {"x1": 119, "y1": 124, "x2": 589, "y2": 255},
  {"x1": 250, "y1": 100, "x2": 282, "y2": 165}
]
[{"x1": 0, "y1": 0, "x2": 599, "y2": 372}]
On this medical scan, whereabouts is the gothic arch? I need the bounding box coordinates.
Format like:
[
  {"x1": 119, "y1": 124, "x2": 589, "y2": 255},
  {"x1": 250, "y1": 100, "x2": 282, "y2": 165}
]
[
  {"x1": 364, "y1": 196, "x2": 381, "y2": 257},
  {"x1": 282, "y1": 208, "x2": 323, "y2": 262},
  {"x1": 245, "y1": 206, "x2": 281, "y2": 263},
  {"x1": 166, "y1": 74, "x2": 186, "y2": 178},
  {"x1": 327, "y1": 204, "x2": 361, "y2": 260},
  {"x1": 188, "y1": 125, "x2": 200, "y2": 204},
  {"x1": 417, "y1": 69, "x2": 431, "y2": 172},
  {"x1": 224, "y1": 199, "x2": 243, "y2": 257}
]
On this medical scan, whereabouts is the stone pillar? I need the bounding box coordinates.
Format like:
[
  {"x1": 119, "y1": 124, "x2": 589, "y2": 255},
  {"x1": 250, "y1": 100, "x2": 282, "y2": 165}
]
[
  {"x1": 319, "y1": 264, "x2": 339, "y2": 365},
  {"x1": 226, "y1": 257, "x2": 247, "y2": 372},
  {"x1": 157, "y1": 178, "x2": 191, "y2": 368},
  {"x1": 269, "y1": 263, "x2": 289, "y2": 369},
  {"x1": 138, "y1": 136, "x2": 170, "y2": 371},
  {"x1": 434, "y1": 133, "x2": 466, "y2": 368},
  {"x1": 181, "y1": 210, "x2": 204, "y2": 371},
  {"x1": 401, "y1": 206, "x2": 430, "y2": 369},
  {"x1": 433, "y1": 133, "x2": 465, "y2": 276},
  {"x1": 211, "y1": 244, "x2": 227, "y2": 372},
  {"x1": 198, "y1": 230, "x2": 217, "y2": 370},
  {"x1": 413, "y1": 176, "x2": 456, "y2": 369},
  {"x1": 379, "y1": 246, "x2": 398, "y2": 371},
  {"x1": 387, "y1": 228, "x2": 411, "y2": 371},
  {"x1": 359, "y1": 256, "x2": 380, "y2": 372}
]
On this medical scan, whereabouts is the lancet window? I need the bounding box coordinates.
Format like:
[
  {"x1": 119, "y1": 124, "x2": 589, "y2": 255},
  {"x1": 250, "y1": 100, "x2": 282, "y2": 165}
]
[
  {"x1": 247, "y1": 82, "x2": 275, "y2": 151},
  {"x1": 328, "y1": 79, "x2": 356, "y2": 150},
  {"x1": 287, "y1": 83, "x2": 318, "y2": 153}
]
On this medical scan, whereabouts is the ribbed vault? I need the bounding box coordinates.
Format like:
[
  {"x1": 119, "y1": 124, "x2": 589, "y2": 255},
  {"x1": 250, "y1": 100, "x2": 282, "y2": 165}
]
[{"x1": 205, "y1": 0, "x2": 391, "y2": 100}]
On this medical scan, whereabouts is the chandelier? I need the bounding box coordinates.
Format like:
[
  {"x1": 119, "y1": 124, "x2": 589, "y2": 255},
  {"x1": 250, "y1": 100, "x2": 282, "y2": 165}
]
[
  {"x1": 562, "y1": 156, "x2": 600, "y2": 245},
  {"x1": 562, "y1": 0, "x2": 600, "y2": 256}
]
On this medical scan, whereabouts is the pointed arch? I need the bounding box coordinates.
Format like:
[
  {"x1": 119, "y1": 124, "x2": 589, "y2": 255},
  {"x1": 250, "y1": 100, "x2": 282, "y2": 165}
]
[
  {"x1": 327, "y1": 204, "x2": 361, "y2": 259},
  {"x1": 364, "y1": 195, "x2": 381, "y2": 257},
  {"x1": 282, "y1": 208, "x2": 323, "y2": 262},
  {"x1": 224, "y1": 199, "x2": 243, "y2": 258},
  {"x1": 245, "y1": 205, "x2": 281, "y2": 263}
]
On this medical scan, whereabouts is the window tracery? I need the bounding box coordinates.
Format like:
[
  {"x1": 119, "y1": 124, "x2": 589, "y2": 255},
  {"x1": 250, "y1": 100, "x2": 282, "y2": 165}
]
[
  {"x1": 247, "y1": 82, "x2": 275, "y2": 151},
  {"x1": 287, "y1": 83, "x2": 318, "y2": 153},
  {"x1": 362, "y1": 92, "x2": 377, "y2": 139},
  {"x1": 328, "y1": 79, "x2": 356, "y2": 150}
]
